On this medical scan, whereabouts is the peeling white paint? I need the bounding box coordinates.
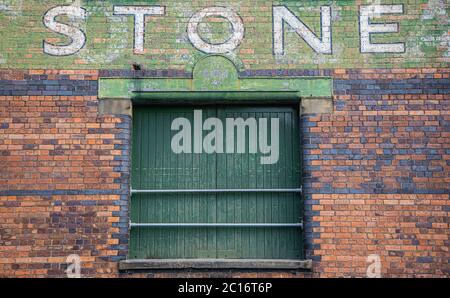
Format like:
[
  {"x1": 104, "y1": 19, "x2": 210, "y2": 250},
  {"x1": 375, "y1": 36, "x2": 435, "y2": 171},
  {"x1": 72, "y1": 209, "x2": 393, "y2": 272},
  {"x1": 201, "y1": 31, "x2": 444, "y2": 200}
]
[
  {"x1": 30, "y1": 2, "x2": 443, "y2": 62},
  {"x1": 330, "y1": 2, "x2": 342, "y2": 22},
  {"x1": 439, "y1": 32, "x2": 450, "y2": 58},
  {"x1": 71, "y1": 0, "x2": 81, "y2": 7},
  {"x1": 273, "y1": 6, "x2": 332, "y2": 55},
  {"x1": 421, "y1": 0, "x2": 450, "y2": 58},
  {"x1": 0, "y1": 0, "x2": 23, "y2": 18},
  {"x1": 421, "y1": 0, "x2": 447, "y2": 20},
  {"x1": 366, "y1": 0, "x2": 383, "y2": 18},
  {"x1": 113, "y1": 6, "x2": 165, "y2": 54},
  {"x1": 80, "y1": 3, "x2": 128, "y2": 64},
  {"x1": 43, "y1": 6, "x2": 87, "y2": 56},
  {"x1": 360, "y1": 5, "x2": 405, "y2": 53},
  {"x1": 187, "y1": 7, "x2": 244, "y2": 54}
]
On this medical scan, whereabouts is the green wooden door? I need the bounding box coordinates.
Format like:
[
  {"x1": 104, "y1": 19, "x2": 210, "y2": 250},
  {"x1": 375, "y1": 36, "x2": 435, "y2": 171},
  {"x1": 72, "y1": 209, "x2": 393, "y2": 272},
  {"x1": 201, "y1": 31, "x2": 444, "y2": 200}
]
[{"x1": 130, "y1": 106, "x2": 302, "y2": 259}]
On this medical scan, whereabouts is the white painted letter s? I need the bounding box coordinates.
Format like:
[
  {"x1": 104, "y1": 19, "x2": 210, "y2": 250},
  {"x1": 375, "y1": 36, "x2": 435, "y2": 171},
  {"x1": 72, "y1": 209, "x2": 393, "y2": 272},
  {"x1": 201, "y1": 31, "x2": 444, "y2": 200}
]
[{"x1": 43, "y1": 6, "x2": 86, "y2": 56}]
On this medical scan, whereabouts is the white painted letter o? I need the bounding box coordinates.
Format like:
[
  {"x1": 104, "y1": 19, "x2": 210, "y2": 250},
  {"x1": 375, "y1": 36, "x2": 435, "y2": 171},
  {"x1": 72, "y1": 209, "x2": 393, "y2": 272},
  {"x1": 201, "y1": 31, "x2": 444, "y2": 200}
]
[{"x1": 187, "y1": 7, "x2": 244, "y2": 54}]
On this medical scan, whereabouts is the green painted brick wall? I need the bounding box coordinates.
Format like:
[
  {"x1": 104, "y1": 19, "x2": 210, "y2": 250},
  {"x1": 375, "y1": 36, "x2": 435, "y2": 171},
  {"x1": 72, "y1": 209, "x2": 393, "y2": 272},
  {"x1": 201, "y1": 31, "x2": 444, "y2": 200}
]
[{"x1": 0, "y1": 0, "x2": 448, "y2": 70}]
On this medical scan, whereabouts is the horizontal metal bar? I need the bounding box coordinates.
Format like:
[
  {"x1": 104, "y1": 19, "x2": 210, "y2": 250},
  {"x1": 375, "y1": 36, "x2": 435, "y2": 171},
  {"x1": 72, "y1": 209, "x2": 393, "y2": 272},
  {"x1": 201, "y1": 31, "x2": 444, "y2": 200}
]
[
  {"x1": 131, "y1": 187, "x2": 302, "y2": 194},
  {"x1": 130, "y1": 223, "x2": 303, "y2": 228}
]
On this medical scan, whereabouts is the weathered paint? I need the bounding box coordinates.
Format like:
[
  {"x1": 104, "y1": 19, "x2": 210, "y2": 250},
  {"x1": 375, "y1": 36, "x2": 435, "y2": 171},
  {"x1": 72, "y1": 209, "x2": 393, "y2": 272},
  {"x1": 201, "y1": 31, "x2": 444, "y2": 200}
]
[
  {"x1": 113, "y1": 6, "x2": 165, "y2": 54},
  {"x1": 42, "y1": 5, "x2": 87, "y2": 56},
  {"x1": 98, "y1": 56, "x2": 333, "y2": 99},
  {"x1": 359, "y1": 4, "x2": 405, "y2": 53},
  {"x1": 0, "y1": 1, "x2": 448, "y2": 69},
  {"x1": 187, "y1": 7, "x2": 245, "y2": 54},
  {"x1": 273, "y1": 5, "x2": 332, "y2": 55}
]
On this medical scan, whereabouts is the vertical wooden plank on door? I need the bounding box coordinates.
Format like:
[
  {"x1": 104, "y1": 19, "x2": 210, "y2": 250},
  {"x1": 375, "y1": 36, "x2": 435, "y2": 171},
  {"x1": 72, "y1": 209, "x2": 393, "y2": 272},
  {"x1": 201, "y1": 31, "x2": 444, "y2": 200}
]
[
  {"x1": 130, "y1": 109, "x2": 140, "y2": 258},
  {"x1": 142, "y1": 109, "x2": 150, "y2": 258},
  {"x1": 194, "y1": 107, "x2": 217, "y2": 258}
]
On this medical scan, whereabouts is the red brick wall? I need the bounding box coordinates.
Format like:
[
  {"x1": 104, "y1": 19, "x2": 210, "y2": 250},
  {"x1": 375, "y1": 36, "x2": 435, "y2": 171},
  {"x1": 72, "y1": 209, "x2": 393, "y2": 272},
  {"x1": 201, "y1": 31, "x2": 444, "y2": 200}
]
[
  {"x1": 0, "y1": 68, "x2": 449, "y2": 277},
  {"x1": 303, "y1": 68, "x2": 449, "y2": 278},
  {"x1": 0, "y1": 70, "x2": 129, "y2": 277}
]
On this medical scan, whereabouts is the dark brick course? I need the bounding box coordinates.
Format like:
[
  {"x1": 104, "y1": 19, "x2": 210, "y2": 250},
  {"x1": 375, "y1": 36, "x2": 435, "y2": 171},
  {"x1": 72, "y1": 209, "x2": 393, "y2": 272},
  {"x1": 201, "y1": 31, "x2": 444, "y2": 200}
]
[{"x1": 0, "y1": 79, "x2": 98, "y2": 96}]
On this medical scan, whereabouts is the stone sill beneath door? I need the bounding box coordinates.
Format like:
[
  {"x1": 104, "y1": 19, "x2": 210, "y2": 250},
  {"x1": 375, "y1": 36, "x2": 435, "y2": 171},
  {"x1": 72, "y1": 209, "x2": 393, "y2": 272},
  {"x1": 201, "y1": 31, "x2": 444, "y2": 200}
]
[{"x1": 118, "y1": 259, "x2": 312, "y2": 271}]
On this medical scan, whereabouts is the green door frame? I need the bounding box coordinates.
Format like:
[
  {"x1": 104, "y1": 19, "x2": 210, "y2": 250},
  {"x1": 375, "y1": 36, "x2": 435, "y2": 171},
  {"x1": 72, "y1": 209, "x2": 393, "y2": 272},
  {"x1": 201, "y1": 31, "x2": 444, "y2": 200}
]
[
  {"x1": 98, "y1": 55, "x2": 333, "y2": 106},
  {"x1": 99, "y1": 55, "x2": 333, "y2": 270}
]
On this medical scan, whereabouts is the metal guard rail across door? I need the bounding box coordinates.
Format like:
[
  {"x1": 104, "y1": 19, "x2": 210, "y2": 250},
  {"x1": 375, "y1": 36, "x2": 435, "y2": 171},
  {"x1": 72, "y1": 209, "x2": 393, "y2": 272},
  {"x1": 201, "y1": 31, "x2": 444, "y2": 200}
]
[
  {"x1": 130, "y1": 187, "x2": 303, "y2": 229},
  {"x1": 131, "y1": 187, "x2": 302, "y2": 194}
]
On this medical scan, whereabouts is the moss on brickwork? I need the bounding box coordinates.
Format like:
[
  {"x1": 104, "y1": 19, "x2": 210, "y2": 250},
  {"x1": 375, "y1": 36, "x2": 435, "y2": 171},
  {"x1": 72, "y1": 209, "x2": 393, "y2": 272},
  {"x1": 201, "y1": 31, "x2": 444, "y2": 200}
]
[{"x1": 0, "y1": 0, "x2": 448, "y2": 69}]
